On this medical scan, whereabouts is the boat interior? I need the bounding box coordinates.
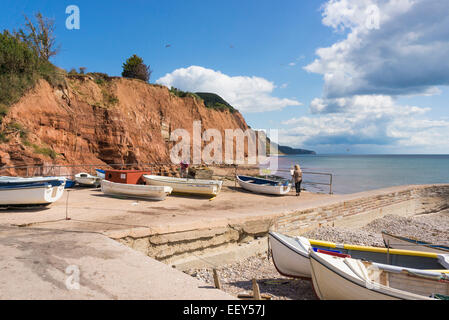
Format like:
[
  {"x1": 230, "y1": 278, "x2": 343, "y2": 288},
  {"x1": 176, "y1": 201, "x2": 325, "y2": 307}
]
[
  {"x1": 349, "y1": 259, "x2": 449, "y2": 298},
  {"x1": 238, "y1": 175, "x2": 287, "y2": 186}
]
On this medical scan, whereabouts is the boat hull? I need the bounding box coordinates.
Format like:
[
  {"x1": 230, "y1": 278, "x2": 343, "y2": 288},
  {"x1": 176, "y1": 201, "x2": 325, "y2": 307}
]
[
  {"x1": 75, "y1": 173, "x2": 101, "y2": 187},
  {"x1": 64, "y1": 180, "x2": 76, "y2": 188},
  {"x1": 237, "y1": 176, "x2": 291, "y2": 195},
  {"x1": 143, "y1": 175, "x2": 222, "y2": 196},
  {"x1": 95, "y1": 169, "x2": 106, "y2": 179},
  {"x1": 310, "y1": 251, "x2": 439, "y2": 300},
  {"x1": 269, "y1": 232, "x2": 311, "y2": 278},
  {"x1": 101, "y1": 180, "x2": 172, "y2": 200},
  {"x1": 0, "y1": 183, "x2": 65, "y2": 206}
]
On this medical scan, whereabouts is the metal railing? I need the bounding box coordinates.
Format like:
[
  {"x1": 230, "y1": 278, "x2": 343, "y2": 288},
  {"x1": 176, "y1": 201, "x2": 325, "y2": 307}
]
[
  {"x1": 303, "y1": 171, "x2": 333, "y2": 194},
  {"x1": 0, "y1": 163, "x2": 179, "y2": 178},
  {"x1": 259, "y1": 168, "x2": 333, "y2": 194}
]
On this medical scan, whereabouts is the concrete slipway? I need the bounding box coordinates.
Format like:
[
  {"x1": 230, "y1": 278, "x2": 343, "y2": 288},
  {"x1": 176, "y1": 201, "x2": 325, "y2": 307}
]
[{"x1": 0, "y1": 225, "x2": 234, "y2": 299}]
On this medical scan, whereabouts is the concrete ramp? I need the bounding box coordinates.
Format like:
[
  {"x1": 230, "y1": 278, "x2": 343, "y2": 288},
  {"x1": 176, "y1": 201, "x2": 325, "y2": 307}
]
[{"x1": 0, "y1": 225, "x2": 234, "y2": 300}]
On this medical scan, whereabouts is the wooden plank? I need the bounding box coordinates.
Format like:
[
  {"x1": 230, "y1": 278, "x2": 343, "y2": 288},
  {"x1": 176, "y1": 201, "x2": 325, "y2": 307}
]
[
  {"x1": 213, "y1": 268, "x2": 222, "y2": 290},
  {"x1": 252, "y1": 279, "x2": 261, "y2": 300}
]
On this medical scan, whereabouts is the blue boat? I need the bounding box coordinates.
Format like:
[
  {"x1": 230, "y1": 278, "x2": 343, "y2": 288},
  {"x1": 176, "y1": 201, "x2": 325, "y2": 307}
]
[{"x1": 64, "y1": 179, "x2": 76, "y2": 188}]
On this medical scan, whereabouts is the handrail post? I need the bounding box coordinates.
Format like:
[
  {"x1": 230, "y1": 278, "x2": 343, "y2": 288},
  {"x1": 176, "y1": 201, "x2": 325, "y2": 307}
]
[
  {"x1": 386, "y1": 240, "x2": 390, "y2": 265},
  {"x1": 234, "y1": 165, "x2": 237, "y2": 188}
]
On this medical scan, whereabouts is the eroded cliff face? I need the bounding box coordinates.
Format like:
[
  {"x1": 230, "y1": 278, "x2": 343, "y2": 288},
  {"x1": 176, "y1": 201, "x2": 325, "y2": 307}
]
[{"x1": 0, "y1": 76, "x2": 249, "y2": 173}]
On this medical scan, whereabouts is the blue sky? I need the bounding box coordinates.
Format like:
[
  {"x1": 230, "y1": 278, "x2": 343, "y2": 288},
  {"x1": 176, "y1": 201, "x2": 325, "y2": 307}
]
[{"x1": 1, "y1": 0, "x2": 448, "y2": 154}]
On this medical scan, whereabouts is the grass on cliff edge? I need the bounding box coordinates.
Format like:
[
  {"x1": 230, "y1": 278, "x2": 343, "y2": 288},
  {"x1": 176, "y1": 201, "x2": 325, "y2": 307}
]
[
  {"x1": 195, "y1": 92, "x2": 236, "y2": 113},
  {"x1": 0, "y1": 30, "x2": 65, "y2": 122},
  {"x1": 169, "y1": 87, "x2": 237, "y2": 113}
]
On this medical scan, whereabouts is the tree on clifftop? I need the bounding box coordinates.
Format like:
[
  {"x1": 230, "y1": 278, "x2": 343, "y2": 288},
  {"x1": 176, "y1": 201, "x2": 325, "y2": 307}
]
[
  {"x1": 15, "y1": 12, "x2": 60, "y2": 61},
  {"x1": 121, "y1": 54, "x2": 152, "y2": 82}
]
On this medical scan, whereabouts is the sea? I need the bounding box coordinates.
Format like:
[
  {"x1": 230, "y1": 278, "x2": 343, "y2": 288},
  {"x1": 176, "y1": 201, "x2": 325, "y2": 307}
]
[{"x1": 269, "y1": 154, "x2": 449, "y2": 195}]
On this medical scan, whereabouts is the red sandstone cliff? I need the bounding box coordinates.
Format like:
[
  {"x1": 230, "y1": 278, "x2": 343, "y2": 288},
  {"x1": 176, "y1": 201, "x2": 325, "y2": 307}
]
[{"x1": 0, "y1": 76, "x2": 249, "y2": 173}]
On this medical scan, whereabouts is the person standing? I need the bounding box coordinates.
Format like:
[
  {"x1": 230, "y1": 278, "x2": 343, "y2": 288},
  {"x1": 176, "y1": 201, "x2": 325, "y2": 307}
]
[
  {"x1": 180, "y1": 160, "x2": 189, "y2": 178},
  {"x1": 292, "y1": 164, "x2": 303, "y2": 196}
]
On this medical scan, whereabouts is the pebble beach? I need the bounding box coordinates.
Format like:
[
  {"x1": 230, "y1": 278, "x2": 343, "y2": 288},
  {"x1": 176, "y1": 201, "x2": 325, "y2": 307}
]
[{"x1": 186, "y1": 210, "x2": 449, "y2": 300}]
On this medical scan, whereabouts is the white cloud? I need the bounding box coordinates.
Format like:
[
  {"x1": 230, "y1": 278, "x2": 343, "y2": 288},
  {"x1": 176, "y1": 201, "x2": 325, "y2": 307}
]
[
  {"x1": 309, "y1": 94, "x2": 430, "y2": 115},
  {"x1": 156, "y1": 66, "x2": 302, "y2": 113},
  {"x1": 287, "y1": 0, "x2": 449, "y2": 153},
  {"x1": 280, "y1": 95, "x2": 449, "y2": 149},
  {"x1": 305, "y1": 0, "x2": 449, "y2": 98}
]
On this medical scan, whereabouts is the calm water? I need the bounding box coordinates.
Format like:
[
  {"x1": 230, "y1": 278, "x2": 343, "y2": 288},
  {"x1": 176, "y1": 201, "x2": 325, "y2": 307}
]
[{"x1": 270, "y1": 154, "x2": 449, "y2": 194}]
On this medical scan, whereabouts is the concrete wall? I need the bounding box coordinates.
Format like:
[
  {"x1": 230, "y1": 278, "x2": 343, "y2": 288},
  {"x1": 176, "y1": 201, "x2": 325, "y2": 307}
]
[
  {"x1": 117, "y1": 185, "x2": 449, "y2": 269},
  {"x1": 274, "y1": 185, "x2": 449, "y2": 234}
]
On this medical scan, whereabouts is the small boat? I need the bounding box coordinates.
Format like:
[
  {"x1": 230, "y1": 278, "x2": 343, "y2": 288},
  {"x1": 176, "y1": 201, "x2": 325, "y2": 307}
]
[
  {"x1": 64, "y1": 179, "x2": 76, "y2": 188},
  {"x1": 269, "y1": 231, "x2": 449, "y2": 279},
  {"x1": 101, "y1": 180, "x2": 172, "y2": 201},
  {"x1": 0, "y1": 179, "x2": 66, "y2": 206},
  {"x1": 75, "y1": 173, "x2": 101, "y2": 187},
  {"x1": 236, "y1": 175, "x2": 291, "y2": 195},
  {"x1": 142, "y1": 175, "x2": 222, "y2": 196},
  {"x1": 0, "y1": 176, "x2": 67, "y2": 187},
  {"x1": 95, "y1": 169, "x2": 106, "y2": 179},
  {"x1": 309, "y1": 249, "x2": 449, "y2": 300},
  {"x1": 382, "y1": 231, "x2": 449, "y2": 254}
]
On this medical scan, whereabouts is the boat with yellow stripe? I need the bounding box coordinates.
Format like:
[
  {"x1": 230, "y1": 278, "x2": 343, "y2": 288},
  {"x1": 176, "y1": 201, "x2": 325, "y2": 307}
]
[
  {"x1": 382, "y1": 231, "x2": 449, "y2": 254},
  {"x1": 309, "y1": 250, "x2": 449, "y2": 300},
  {"x1": 269, "y1": 231, "x2": 449, "y2": 279}
]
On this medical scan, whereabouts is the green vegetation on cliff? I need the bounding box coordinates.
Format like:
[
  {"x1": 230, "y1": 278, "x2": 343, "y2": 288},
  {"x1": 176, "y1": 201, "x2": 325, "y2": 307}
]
[
  {"x1": 169, "y1": 87, "x2": 203, "y2": 100},
  {"x1": 195, "y1": 92, "x2": 236, "y2": 113},
  {"x1": 277, "y1": 145, "x2": 316, "y2": 155},
  {"x1": 0, "y1": 14, "x2": 64, "y2": 122}
]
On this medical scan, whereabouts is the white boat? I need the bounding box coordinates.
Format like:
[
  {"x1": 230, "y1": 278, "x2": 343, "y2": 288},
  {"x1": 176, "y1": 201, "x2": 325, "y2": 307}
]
[
  {"x1": 0, "y1": 180, "x2": 66, "y2": 206},
  {"x1": 142, "y1": 175, "x2": 223, "y2": 196},
  {"x1": 236, "y1": 175, "x2": 291, "y2": 195},
  {"x1": 75, "y1": 172, "x2": 101, "y2": 187},
  {"x1": 269, "y1": 231, "x2": 449, "y2": 279},
  {"x1": 382, "y1": 231, "x2": 449, "y2": 254},
  {"x1": 95, "y1": 169, "x2": 106, "y2": 179},
  {"x1": 269, "y1": 231, "x2": 312, "y2": 278},
  {"x1": 0, "y1": 176, "x2": 67, "y2": 186},
  {"x1": 309, "y1": 249, "x2": 449, "y2": 300},
  {"x1": 101, "y1": 180, "x2": 172, "y2": 201}
]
